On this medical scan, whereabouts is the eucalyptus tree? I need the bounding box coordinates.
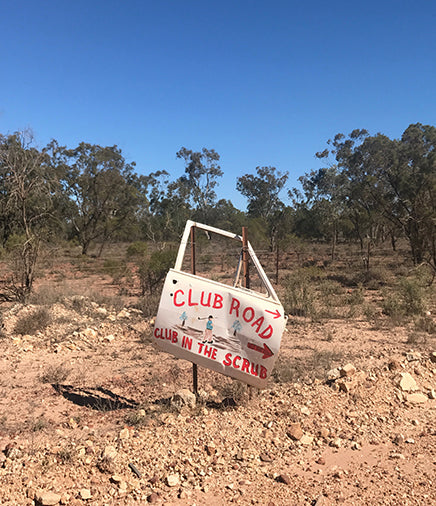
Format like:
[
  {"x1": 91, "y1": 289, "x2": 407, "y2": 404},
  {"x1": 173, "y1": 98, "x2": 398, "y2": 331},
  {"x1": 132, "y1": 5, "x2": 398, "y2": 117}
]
[
  {"x1": 175, "y1": 147, "x2": 223, "y2": 221},
  {"x1": 294, "y1": 165, "x2": 349, "y2": 260},
  {"x1": 313, "y1": 124, "x2": 436, "y2": 273},
  {"x1": 236, "y1": 166, "x2": 289, "y2": 252},
  {"x1": 56, "y1": 142, "x2": 142, "y2": 255},
  {"x1": 0, "y1": 131, "x2": 60, "y2": 301},
  {"x1": 138, "y1": 170, "x2": 191, "y2": 242},
  {"x1": 391, "y1": 124, "x2": 435, "y2": 270}
]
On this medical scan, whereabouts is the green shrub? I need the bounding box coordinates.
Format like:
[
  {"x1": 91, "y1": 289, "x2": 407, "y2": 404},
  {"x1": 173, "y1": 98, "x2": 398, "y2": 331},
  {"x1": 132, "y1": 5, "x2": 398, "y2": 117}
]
[
  {"x1": 14, "y1": 307, "x2": 51, "y2": 335},
  {"x1": 363, "y1": 302, "x2": 378, "y2": 321},
  {"x1": 283, "y1": 270, "x2": 316, "y2": 317},
  {"x1": 382, "y1": 277, "x2": 429, "y2": 319},
  {"x1": 318, "y1": 279, "x2": 344, "y2": 297},
  {"x1": 138, "y1": 248, "x2": 177, "y2": 295},
  {"x1": 381, "y1": 291, "x2": 404, "y2": 320},
  {"x1": 354, "y1": 266, "x2": 390, "y2": 289},
  {"x1": 102, "y1": 258, "x2": 127, "y2": 278},
  {"x1": 399, "y1": 278, "x2": 427, "y2": 316},
  {"x1": 126, "y1": 241, "x2": 148, "y2": 258}
]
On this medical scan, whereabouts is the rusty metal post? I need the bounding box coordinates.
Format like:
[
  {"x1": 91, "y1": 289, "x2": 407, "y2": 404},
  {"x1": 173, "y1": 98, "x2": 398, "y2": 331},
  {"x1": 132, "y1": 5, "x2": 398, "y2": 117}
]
[
  {"x1": 242, "y1": 226, "x2": 250, "y2": 290},
  {"x1": 190, "y1": 226, "x2": 198, "y2": 395},
  {"x1": 242, "y1": 226, "x2": 254, "y2": 399}
]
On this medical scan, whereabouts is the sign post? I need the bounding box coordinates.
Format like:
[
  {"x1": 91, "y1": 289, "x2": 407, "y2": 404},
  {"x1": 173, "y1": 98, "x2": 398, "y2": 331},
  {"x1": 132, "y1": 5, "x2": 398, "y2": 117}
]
[
  {"x1": 190, "y1": 225, "x2": 198, "y2": 395},
  {"x1": 242, "y1": 226, "x2": 249, "y2": 290}
]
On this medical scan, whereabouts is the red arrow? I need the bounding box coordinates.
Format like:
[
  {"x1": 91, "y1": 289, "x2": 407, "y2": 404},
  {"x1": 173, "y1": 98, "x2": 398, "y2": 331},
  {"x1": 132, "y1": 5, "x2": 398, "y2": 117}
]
[
  {"x1": 247, "y1": 342, "x2": 274, "y2": 359},
  {"x1": 265, "y1": 308, "x2": 281, "y2": 319}
]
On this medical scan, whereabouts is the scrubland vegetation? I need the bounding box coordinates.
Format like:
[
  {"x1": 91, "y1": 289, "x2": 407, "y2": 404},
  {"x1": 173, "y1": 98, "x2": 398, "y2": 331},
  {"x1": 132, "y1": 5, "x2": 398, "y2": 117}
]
[{"x1": 0, "y1": 122, "x2": 434, "y2": 309}]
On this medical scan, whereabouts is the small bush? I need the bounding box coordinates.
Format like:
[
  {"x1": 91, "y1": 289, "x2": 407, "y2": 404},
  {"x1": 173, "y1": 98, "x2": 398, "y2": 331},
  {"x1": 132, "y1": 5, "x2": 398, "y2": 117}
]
[
  {"x1": 318, "y1": 279, "x2": 344, "y2": 297},
  {"x1": 217, "y1": 379, "x2": 248, "y2": 403},
  {"x1": 14, "y1": 307, "x2": 51, "y2": 335},
  {"x1": 272, "y1": 349, "x2": 344, "y2": 384},
  {"x1": 399, "y1": 278, "x2": 427, "y2": 316},
  {"x1": 31, "y1": 416, "x2": 48, "y2": 432},
  {"x1": 406, "y1": 332, "x2": 426, "y2": 346},
  {"x1": 87, "y1": 293, "x2": 126, "y2": 313},
  {"x1": 126, "y1": 241, "x2": 148, "y2": 258},
  {"x1": 97, "y1": 455, "x2": 116, "y2": 474},
  {"x1": 124, "y1": 409, "x2": 149, "y2": 428},
  {"x1": 138, "y1": 248, "x2": 177, "y2": 296},
  {"x1": 381, "y1": 291, "x2": 403, "y2": 319},
  {"x1": 39, "y1": 363, "x2": 71, "y2": 384},
  {"x1": 57, "y1": 446, "x2": 75, "y2": 464},
  {"x1": 29, "y1": 285, "x2": 67, "y2": 306},
  {"x1": 283, "y1": 270, "x2": 316, "y2": 317},
  {"x1": 414, "y1": 315, "x2": 436, "y2": 334},
  {"x1": 363, "y1": 303, "x2": 378, "y2": 321},
  {"x1": 382, "y1": 277, "x2": 429, "y2": 320},
  {"x1": 346, "y1": 284, "x2": 365, "y2": 306},
  {"x1": 102, "y1": 258, "x2": 127, "y2": 279},
  {"x1": 272, "y1": 355, "x2": 305, "y2": 384},
  {"x1": 310, "y1": 349, "x2": 344, "y2": 378},
  {"x1": 353, "y1": 266, "x2": 390, "y2": 289},
  {"x1": 343, "y1": 284, "x2": 365, "y2": 318},
  {"x1": 138, "y1": 327, "x2": 154, "y2": 344},
  {"x1": 135, "y1": 293, "x2": 161, "y2": 318}
]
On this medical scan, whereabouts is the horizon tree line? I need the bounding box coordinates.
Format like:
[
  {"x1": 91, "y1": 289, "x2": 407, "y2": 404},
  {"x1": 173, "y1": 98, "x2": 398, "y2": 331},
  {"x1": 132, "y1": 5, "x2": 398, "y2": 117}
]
[{"x1": 0, "y1": 122, "x2": 434, "y2": 301}]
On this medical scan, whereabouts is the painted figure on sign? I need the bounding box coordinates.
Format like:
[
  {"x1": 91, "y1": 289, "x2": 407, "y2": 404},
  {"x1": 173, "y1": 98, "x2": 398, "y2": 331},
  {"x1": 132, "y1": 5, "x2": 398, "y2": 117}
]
[
  {"x1": 231, "y1": 320, "x2": 242, "y2": 336},
  {"x1": 179, "y1": 311, "x2": 188, "y2": 327},
  {"x1": 200, "y1": 315, "x2": 214, "y2": 344}
]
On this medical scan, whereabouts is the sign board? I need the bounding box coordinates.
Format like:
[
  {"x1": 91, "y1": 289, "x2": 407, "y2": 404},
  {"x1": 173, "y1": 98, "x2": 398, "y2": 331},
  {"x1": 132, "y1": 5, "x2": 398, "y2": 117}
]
[{"x1": 153, "y1": 221, "x2": 286, "y2": 388}]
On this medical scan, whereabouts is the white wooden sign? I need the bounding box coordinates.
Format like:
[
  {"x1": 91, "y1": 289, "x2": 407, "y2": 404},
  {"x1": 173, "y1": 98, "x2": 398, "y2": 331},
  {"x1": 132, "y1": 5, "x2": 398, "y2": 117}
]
[{"x1": 153, "y1": 221, "x2": 286, "y2": 388}]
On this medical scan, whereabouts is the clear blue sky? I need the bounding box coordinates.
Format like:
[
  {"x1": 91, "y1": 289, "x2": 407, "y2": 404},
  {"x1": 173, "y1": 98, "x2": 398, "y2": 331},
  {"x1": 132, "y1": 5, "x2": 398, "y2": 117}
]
[{"x1": 1, "y1": 0, "x2": 435, "y2": 210}]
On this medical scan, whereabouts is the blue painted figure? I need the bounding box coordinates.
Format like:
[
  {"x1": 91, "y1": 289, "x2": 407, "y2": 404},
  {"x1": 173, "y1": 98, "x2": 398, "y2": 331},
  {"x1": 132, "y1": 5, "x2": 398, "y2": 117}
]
[
  {"x1": 202, "y1": 315, "x2": 214, "y2": 344},
  {"x1": 179, "y1": 311, "x2": 188, "y2": 327}
]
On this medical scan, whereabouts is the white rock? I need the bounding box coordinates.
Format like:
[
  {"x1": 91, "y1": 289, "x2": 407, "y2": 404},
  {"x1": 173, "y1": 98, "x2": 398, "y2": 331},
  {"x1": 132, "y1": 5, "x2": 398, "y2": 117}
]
[
  {"x1": 407, "y1": 393, "x2": 428, "y2": 404},
  {"x1": 102, "y1": 445, "x2": 117, "y2": 460},
  {"x1": 36, "y1": 491, "x2": 62, "y2": 505},
  {"x1": 80, "y1": 488, "x2": 92, "y2": 500},
  {"x1": 166, "y1": 474, "x2": 181, "y2": 487},
  {"x1": 119, "y1": 427, "x2": 130, "y2": 440},
  {"x1": 330, "y1": 438, "x2": 342, "y2": 448},
  {"x1": 82, "y1": 328, "x2": 98, "y2": 339},
  {"x1": 397, "y1": 372, "x2": 419, "y2": 392},
  {"x1": 326, "y1": 368, "x2": 341, "y2": 381},
  {"x1": 340, "y1": 363, "x2": 357, "y2": 377},
  {"x1": 300, "y1": 434, "x2": 314, "y2": 445},
  {"x1": 171, "y1": 389, "x2": 196, "y2": 409}
]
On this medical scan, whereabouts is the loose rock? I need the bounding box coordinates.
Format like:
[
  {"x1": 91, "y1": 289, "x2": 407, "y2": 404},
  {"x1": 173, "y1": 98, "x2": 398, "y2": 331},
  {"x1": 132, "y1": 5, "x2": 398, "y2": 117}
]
[{"x1": 36, "y1": 491, "x2": 62, "y2": 506}]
